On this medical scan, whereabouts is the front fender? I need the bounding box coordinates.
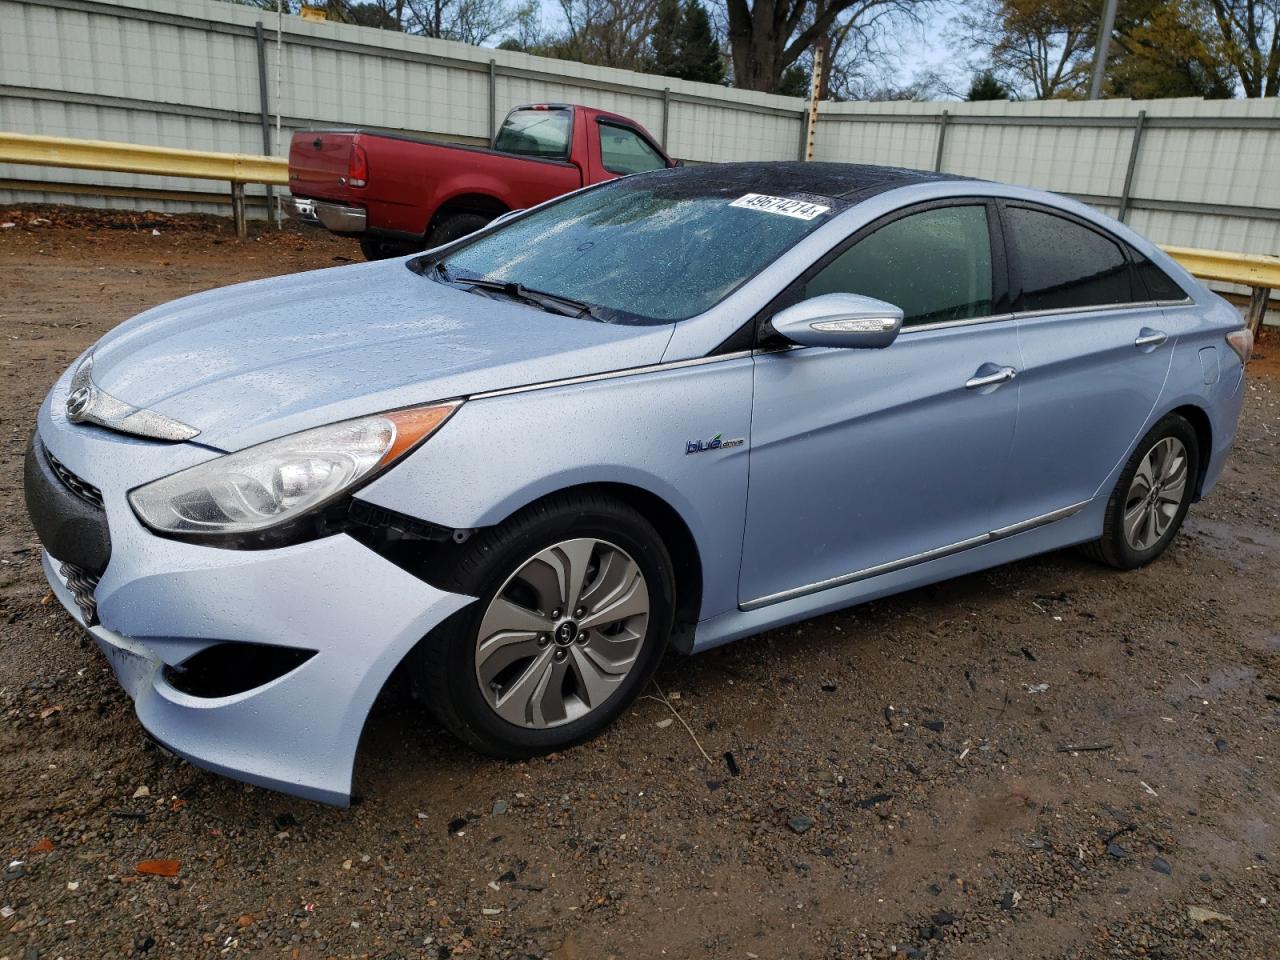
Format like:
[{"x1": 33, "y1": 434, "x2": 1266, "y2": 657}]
[{"x1": 356, "y1": 356, "x2": 756, "y2": 621}]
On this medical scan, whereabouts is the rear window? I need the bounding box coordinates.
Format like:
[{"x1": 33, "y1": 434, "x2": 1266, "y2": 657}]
[
  {"x1": 1007, "y1": 206, "x2": 1133, "y2": 311},
  {"x1": 429, "y1": 174, "x2": 843, "y2": 324},
  {"x1": 494, "y1": 108, "x2": 571, "y2": 160}
]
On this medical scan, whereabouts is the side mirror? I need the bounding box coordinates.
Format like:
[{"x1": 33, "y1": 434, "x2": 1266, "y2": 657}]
[
  {"x1": 488, "y1": 209, "x2": 525, "y2": 228},
  {"x1": 770, "y1": 293, "x2": 904, "y2": 349}
]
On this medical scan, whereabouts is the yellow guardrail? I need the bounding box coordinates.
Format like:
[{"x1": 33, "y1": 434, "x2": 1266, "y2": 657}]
[
  {"x1": 0, "y1": 132, "x2": 287, "y2": 185},
  {"x1": 1162, "y1": 245, "x2": 1280, "y2": 290},
  {"x1": 1162, "y1": 245, "x2": 1278, "y2": 335},
  {"x1": 0, "y1": 132, "x2": 287, "y2": 236}
]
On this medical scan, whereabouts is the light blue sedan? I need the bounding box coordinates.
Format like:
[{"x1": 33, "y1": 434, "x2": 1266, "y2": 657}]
[{"x1": 24, "y1": 162, "x2": 1251, "y2": 804}]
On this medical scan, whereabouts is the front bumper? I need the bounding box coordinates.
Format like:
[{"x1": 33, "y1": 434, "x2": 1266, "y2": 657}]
[
  {"x1": 284, "y1": 196, "x2": 367, "y2": 234},
  {"x1": 29, "y1": 377, "x2": 472, "y2": 805}
]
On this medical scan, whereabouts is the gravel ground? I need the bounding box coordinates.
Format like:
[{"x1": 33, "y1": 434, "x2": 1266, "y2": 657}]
[{"x1": 1, "y1": 207, "x2": 1277, "y2": 960}]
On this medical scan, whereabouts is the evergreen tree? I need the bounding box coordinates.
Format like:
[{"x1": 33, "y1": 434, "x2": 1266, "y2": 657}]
[
  {"x1": 775, "y1": 63, "x2": 811, "y2": 97},
  {"x1": 651, "y1": 0, "x2": 682, "y2": 76},
  {"x1": 675, "y1": 0, "x2": 725, "y2": 84},
  {"x1": 967, "y1": 70, "x2": 1012, "y2": 100},
  {"x1": 645, "y1": 0, "x2": 725, "y2": 85}
]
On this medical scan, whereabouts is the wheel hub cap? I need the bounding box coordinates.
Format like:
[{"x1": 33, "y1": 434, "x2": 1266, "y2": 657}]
[
  {"x1": 474, "y1": 537, "x2": 650, "y2": 729},
  {"x1": 1122, "y1": 436, "x2": 1188, "y2": 552}
]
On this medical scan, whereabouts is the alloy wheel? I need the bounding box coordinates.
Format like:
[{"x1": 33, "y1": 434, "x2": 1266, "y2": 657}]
[
  {"x1": 1122, "y1": 436, "x2": 1188, "y2": 551},
  {"x1": 474, "y1": 538, "x2": 650, "y2": 728}
]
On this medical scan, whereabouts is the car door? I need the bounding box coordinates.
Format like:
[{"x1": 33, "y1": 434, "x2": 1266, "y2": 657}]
[
  {"x1": 992, "y1": 203, "x2": 1175, "y2": 530},
  {"x1": 738, "y1": 200, "x2": 1022, "y2": 609}
]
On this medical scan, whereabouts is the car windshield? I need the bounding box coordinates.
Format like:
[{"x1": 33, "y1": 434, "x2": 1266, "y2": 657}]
[
  {"x1": 493, "y1": 108, "x2": 572, "y2": 160},
  {"x1": 425, "y1": 173, "x2": 842, "y2": 324}
]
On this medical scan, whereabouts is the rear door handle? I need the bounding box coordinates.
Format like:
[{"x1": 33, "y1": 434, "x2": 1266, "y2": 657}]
[
  {"x1": 965, "y1": 365, "x2": 1018, "y2": 390},
  {"x1": 1135, "y1": 329, "x2": 1167, "y2": 349}
]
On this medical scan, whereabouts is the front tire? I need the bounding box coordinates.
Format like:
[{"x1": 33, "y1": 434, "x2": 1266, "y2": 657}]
[
  {"x1": 426, "y1": 212, "x2": 493, "y2": 250},
  {"x1": 1080, "y1": 413, "x2": 1199, "y2": 570},
  {"x1": 416, "y1": 493, "x2": 675, "y2": 758}
]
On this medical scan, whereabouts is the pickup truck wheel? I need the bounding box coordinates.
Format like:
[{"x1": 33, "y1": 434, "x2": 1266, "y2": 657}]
[
  {"x1": 415, "y1": 492, "x2": 675, "y2": 758},
  {"x1": 427, "y1": 212, "x2": 494, "y2": 249},
  {"x1": 359, "y1": 238, "x2": 420, "y2": 261}
]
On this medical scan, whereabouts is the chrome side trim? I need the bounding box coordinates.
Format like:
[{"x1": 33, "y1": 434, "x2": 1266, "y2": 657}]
[
  {"x1": 989, "y1": 500, "x2": 1089, "y2": 540},
  {"x1": 468, "y1": 350, "x2": 754, "y2": 400},
  {"x1": 1012, "y1": 299, "x2": 1192, "y2": 321},
  {"x1": 739, "y1": 499, "x2": 1090, "y2": 612}
]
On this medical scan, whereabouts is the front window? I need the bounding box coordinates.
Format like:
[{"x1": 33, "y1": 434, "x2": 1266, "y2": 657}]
[
  {"x1": 598, "y1": 122, "x2": 667, "y2": 175},
  {"x1": 806, "y1": 204, "x2": 994, "y2": 328},
  {"x1": 494, "y1": 107, "x2": 572, "y2": 161},
  {"x1": 427, "y1": 175, "x2": 842, "y2": 324}
]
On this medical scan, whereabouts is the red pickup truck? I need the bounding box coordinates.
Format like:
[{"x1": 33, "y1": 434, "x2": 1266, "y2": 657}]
[{"x1": 286, "y1": 103, "x2": 674, "y2": 260}]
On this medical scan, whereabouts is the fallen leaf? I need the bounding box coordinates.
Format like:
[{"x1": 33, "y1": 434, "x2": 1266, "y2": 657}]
[
  {"x1": 136, "y1": 859, "x2": 181, "y2": 877},
  {"x1": 29, "y1": 838, "x2": 54, "y2": 854},
  {"x1": 39, "y1": 705, "x2": 62, "y2": 720},
  {"x1": 132, "y1": 785, "x2": 150, "y2": 799}
]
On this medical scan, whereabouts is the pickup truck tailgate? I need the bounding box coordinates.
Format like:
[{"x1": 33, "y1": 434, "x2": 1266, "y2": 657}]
[{"x1": 289, "y1": 131, "x2": 357, "y2": 199}]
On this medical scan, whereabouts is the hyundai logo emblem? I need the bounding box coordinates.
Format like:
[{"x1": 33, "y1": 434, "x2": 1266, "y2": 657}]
[{"x1": 66, "y1": 385, "x2": 94, "y2": 421}]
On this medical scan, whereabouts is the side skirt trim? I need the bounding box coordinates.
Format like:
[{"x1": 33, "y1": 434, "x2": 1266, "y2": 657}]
[{"x1": 739, "y1": 499, "x2": 1090, "y2": 612}]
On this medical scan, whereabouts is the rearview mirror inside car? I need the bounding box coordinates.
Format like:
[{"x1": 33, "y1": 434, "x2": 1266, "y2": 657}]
[{"x1": 771, "y1": 293, "x2": 904, "y2": 349}]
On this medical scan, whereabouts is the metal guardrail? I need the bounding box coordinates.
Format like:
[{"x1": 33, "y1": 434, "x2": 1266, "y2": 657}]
[
  {"x1": 0, "y1": 132, "x2": 286, "y2": 236},
  {"x1": 1162, "y1": 245, "x2": 1279, "y2": 335},
  {"x1": 0, "y1": 131, "x2": 1276, "y2": 331}
]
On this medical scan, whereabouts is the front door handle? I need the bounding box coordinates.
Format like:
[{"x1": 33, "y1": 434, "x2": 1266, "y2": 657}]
[
  {"x1": 1135, "y1": 328, "x2": 1167, "y2": 349},
  {"x1": 965, "y1": 365, "x2": 1018, "y2": 390}
]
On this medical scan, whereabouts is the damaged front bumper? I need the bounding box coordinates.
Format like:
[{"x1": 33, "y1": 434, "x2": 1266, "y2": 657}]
[{"x1": 28, "y1": 376, "x2": 472, "y2": 805}]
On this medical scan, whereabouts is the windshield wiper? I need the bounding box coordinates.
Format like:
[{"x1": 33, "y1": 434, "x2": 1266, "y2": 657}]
[{"x1": 458, "y1": 274, "x2": 602, "y2": 320}]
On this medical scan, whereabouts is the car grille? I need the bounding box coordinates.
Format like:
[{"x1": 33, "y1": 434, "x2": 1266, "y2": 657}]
[
  {"x1": 44, "y1": 445, "x2": 104, "y2": 508},
  {"x1": 60, "y1": 562, "x2": 101, "y2": 626}
]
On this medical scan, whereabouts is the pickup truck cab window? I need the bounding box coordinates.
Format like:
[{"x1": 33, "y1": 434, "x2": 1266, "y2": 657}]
[
  {"x1": 598, "y1": 122, "x2": 667, "y2": 176},
  {"x1": 494, "y1": 107, "x2": 572, "y2": 160},
  {"x1": 1005, "y1": 205, "x2": 1133, "y2": 312},
  {"x1": 806, "y1": 205, "x2": 995, "y2": 328},
  {"x1": 429, "y1": 173, "x2": 841, "y2": 324}
]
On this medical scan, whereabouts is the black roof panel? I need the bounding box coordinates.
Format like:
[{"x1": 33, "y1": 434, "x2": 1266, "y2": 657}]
[{"x1": 638, "y1": 161, "x2": 977, "y2": 204}]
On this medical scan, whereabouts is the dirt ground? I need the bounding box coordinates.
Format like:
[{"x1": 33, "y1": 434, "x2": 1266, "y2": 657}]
[{"x1": 1, "y1": 206, "x2": 1277, "y2": 960}]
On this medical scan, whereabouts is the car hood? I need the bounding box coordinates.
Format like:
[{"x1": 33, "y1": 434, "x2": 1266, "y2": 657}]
[{"x1": 88, "y1": 258, "x2": 675, "y2": 451}]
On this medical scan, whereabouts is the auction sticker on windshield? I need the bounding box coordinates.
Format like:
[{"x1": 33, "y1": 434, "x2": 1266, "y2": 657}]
[{"x1": 730, "y1": 194, "x2": 831, "y2": 220}]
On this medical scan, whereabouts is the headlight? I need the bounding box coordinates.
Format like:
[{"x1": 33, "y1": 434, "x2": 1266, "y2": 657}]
[{"x1": 129, "y1": 402, "x2": 459, "y2": 539}]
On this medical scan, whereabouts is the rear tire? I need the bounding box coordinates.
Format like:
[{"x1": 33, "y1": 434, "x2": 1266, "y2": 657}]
[
  {"x1": 1079, "y1": 413, "x2": 1199, "y2": 570},
  {"x1": 425, "y1": 212, "x2": 493, "y2": 250},
  {"x1": 415, "y1": 492, "x2": 675, "y2": 758}
]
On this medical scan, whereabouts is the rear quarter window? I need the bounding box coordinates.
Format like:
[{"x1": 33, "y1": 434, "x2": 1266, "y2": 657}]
[{"x1": 1130, "y1": 251, "x2": 1189, "y2": 301}]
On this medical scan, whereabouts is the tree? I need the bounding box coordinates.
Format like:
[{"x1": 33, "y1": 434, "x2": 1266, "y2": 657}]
[
  {"x1": 723, "y1": 0, "x2": 935, "y2": 93},
  {"x1": 651, "y1": 0, "x2": 683, "y2": 74},
  {"x1": 956, "y1": 0, "x2": 1096, "y2": 98},
  {"x1": 1109, "y1": 0, "x2": 1234, "y2": 97},
  {"x1": 675, "y1": 1, "x2": 726, "y2": 82},
  {"x1": 1199, "y1": 0, "x2": 1280, "y2": 95},
  {"x1": 967, "y1": 68, "x2": 1013, "y2": 98}
]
